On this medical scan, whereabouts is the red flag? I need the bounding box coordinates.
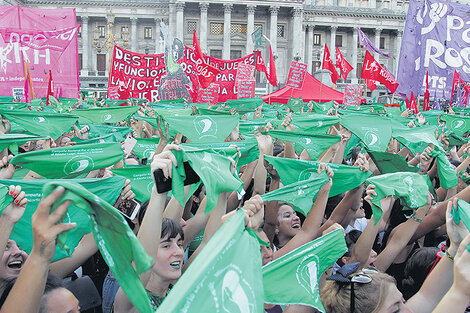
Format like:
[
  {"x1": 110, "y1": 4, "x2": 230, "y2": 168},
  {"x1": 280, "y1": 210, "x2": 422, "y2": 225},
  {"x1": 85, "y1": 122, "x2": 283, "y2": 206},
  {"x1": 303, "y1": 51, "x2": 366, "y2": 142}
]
[
  {"x1": 192, "y1": 30, "x2": 219, "y2": 89},
  {"x1": 410, "y1": 91, "x2": 418, "y2": 114},
  {"x1": 335, "y1": 46, "x2": 353, "y2": 80},
  {"x1": 322, "y1": 44, "x2": 340, "y2": 84},
  {"x1": 46, "y1": 70, "x2": 54, "y2": 105},
  {"x1": 361, "y1": 51, "x2": 399, "y2": 93},
  {"x1": 117, "y1": 71, "x2": 131, "y2": 100},
  {"x1": 366, "y1": 79, "x2": 377, "y2": 92},
  {"x1": 268, "y1": 46, "x2": 278, "y2": 87},
  {"x1": 423, "y1": 72, "x2": 430, "y2": 111},
  {"x1": 462, "y1": 79, "x2": 470, "y2": 105},
  {"x1": 450, "y1": 70, "x2": 460, "y2": 105},
  {"x1": 405, "y1": 95, "x2": 410, "y2": 111},
  {"x1": 23, "y1": 62, "x2": 34, "y2": 103}
]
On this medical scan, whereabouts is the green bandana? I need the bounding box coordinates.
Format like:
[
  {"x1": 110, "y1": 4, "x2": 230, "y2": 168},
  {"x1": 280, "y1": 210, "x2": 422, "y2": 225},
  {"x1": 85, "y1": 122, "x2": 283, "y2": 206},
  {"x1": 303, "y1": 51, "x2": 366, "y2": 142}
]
[
  {"x1": 156, "y1": 209, "x2": 263, "y2": 312},
  {"x1": 226, "y1": 96, "x2": 264, "y2": 109},
  {"x1": 392, "y1": 126, "x2": 458, "y2": 189},
  {"x1": 263, "y1": 229, "x2": 347, "y2": 311},
  {"x1": 0, "y1": 183, "x2": 13, "y2": 213},
  {"x1": 340, "y1": 114, "x2": 391, "y2": 152},
  {"x1": 183, "y1": 138, "x2": 259, "y2": 167},
  {"x1": 440, "y1": 114, "x2": 470, "y2": 136},
  {"x1": 0, "y1": 176, "x2": 125, "y2": 260},
  {"x1": 11, "y1": 142, "x2": 124, "y2": 178},
  {"x1": 453, "y1": 199, "x2": 470, "y2": 252},
  {"x1": 285, "y1": 97, "x2": 305, "y2": 112},
  {"x1": 0, "y1": 134, "x2": 48, "y2": 155},
  {"x1": 367, "y1": 151, "x2": 420, "y2": 174},
  {"x1": 366, "y1": 173, "x2": 435, "y2": 224},
  {"x1": 312, "y1": 101, "x2": 335, "y2": 114},
  {"x1": 239, "y1": 119, "x2": 275, "y2": 139},
  {"x1": 164, "y1": 115, "x2": 239, "y2": 143},
  {"x1": 0, "y1": 109, "x2": 78, "y2": 140},
  {"x1": 132, "y1": 138, "x2": 159, "y2": 160},
  {"x1": 72, "y1": 134, "x2": 116, "y2": 145},
  {"x1": 261, "y1": 171, "x2": 330, "y2": 216},
  {"x1": 87, "y1": 124, "x2": 133, "y2": 142},
  {"x1": 43, "y1": 181, "x2": 154, "y2": 313},
  {"x1": 73, "y1": 106, "x2": 139, "y2": 124},
  {"x1": 459, "y1": 170, "x2": 470, "y2": 185},
  {"x1": 171, "y1": 146, "x2": 243, "y2": 213},
  {"x1": 111, "y1": 166, "x2": 153, "y2": 203},
  {"x1": 290, "y1": 113, "x2": 339, "y2": 134},
  {"x1": 267, "y1": 130, "x2": 340, "y2": 160},
  {"x1": 264, "y1": 156, "x2": 371, "y2": 197},
  {"x1": 153, "y1": 108, "x2": 193, "y2": 119}
]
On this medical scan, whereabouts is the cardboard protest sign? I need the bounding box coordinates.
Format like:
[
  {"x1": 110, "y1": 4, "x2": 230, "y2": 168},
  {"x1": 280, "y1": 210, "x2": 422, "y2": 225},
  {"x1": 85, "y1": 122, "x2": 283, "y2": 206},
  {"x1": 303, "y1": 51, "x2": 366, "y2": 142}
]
[
  {"x1": 342, "y1": 84, "x2": 363, "y2": 106},
  {"x1": 237, "y1": 80, "x2": 256, "y2": 99},
  {"x1": 286, "y1": 61, "x2": 308, "y2": 89},
  {"x1": 196, "y1": 83, "x2": 219, "y2": 105}
]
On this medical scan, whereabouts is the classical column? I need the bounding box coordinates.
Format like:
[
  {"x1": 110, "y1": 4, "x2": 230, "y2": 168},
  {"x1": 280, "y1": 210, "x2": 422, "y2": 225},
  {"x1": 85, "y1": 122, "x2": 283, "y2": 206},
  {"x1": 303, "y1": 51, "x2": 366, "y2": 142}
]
[
  {"x1": 223, "y1": 4, "x2": 233, "y2": 59},
  {"x1": 176, "y1": 1, "x2": 185, "y2": 41},
  {"x1": 199, "y1": 2, "x2": 209, "y2": 52},
  {"x1": 155, "y1": 18, "x2": 162, "y2": 54},
  {"x1": 330, "y1": 26, "x2": 337, "y2": 62},
  {"x1": 168, "y1": 2, "x2": 176, "y2": 40},
  {"x1": 105, "y1": 14, "x2": 115, "y2": 74},
  {"x1": 131, "y1": 17, "x2": 138, "y2": 52},
  {"x1": 292, "y1": 7, "x2": 303, "y2": 61},
  {"x1": 246, "y1": 5, "x2": 256, "y2": 55},
  {"x1": 391, "y1": 0, "x2": 397, "y2": 10},
  {"x1": 369, "y1": 0, "x2": 377, "y2": 8},
  {"x1": 374, "y1": 28, "x2": 381, "y2": 60},
  {"x1": 352, "y1": 28, "x2": 358, "y2": 82},
  {"x1": 269, "y1": 6, "x2": 279, "y2": 54},
  {"x1": 395, "y1": 30, "x2": 403, "y2": 76},
  {"x1": 307, "y1": 25, "x2": 314, "y2": 73},
  {"x1": 81, "y1": 16, "x2": 89, "y2": 74}
]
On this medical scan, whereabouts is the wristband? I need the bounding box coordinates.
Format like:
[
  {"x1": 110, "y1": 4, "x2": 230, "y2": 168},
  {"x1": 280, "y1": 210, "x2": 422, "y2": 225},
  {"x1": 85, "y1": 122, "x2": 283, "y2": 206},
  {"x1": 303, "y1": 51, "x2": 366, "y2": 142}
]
[
  {"x1": 444, "y1": 247, "x2": 454, "y2": 262},
  {"x1": 408, "y1": 211, "x2": 423, "y2": 223}
]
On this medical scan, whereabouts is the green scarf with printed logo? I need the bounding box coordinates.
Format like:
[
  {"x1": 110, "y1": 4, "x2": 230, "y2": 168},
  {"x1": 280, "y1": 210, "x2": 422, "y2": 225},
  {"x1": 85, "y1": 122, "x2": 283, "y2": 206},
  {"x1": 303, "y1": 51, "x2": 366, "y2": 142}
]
[
  {"x1": 156, "y1": 209, "x2": 263, "y2": 313},
  {"x1": 132, "y1": 138, "x2": 159, "y2": 160},
  {"x1": 340, "y1": 113, "x2": 391, "y2": 152},
  {"x1": 42, "y1": 181, "x2": 154, "y2": 313},
  {"x1": 87, "y1": 124, "x2": 133, "y2": 142},
  {"x1": 183, "y1": 138, "x2": 259, "y2": 167},
  {"x1": 439, "y1": 114, "x2": 470, "y2": 136},
  {"x1": 290, "y1": 113, "x2": 339, "y2": 134},
  {"x1": 10, "y1": 142, "x2": 124, "y2": 179},
  {"x1": 312, "y1": 101, "x2": 335, "y2": 114},
  {"x1": 164, "y1": 115, "x2": 239, "y2": 143},
  {"x1": 0, "y1": 176, "x2": 125, "y2": 261},
  {"x1": 264, "y1": 155, "x2": 371, "y2": 197},
  {"x1": 366, "y1": 172, "x2": 435, "y2": 224},
  {"x1": 111, "y1": 166, "x2": 153, "y2": 203},
  {"x1": 171, "y1": 146, "x2": 243, "y2": 213},
  {"x1": 392, "y1": 126, "x2": 458, "y2": 189},
  {"x1": 266, "y1": 130, "x2": 340, "y2": 160},
  {"x1": 72, "y1": 106, "x2": 139, "y2": 124},
  {"x1": 0, "y1": 109, "x2": 78, "y2": 140},
  {"x1": 263, "y1": 229, "x2": 347, "y2": 312},
  {"x1": 261, "y1": 171, "x2": 330, "y2": 216}
]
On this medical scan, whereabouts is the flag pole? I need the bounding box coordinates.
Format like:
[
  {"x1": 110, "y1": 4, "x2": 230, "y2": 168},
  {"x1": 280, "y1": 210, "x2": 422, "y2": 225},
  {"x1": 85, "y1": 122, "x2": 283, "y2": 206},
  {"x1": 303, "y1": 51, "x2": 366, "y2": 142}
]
[
  {"x1": 319, "y1": 71, "x2": 323, "y2": 103},
  {"x1": 364, "y1": 79, "x2": 368, "y2": 103},
  {"x1": 391, "y1": 91, "x2": 395, "y2": 105}
]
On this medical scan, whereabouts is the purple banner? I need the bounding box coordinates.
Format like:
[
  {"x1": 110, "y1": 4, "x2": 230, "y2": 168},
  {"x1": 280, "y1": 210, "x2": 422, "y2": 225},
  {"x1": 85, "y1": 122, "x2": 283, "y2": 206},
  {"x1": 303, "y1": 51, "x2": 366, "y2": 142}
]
[
  {"x1": 397, "y1": 0, "x2": 470, "y2": 99},
  {"x1": 357, "y1": 28, "x2": 391, "y2": 59}
]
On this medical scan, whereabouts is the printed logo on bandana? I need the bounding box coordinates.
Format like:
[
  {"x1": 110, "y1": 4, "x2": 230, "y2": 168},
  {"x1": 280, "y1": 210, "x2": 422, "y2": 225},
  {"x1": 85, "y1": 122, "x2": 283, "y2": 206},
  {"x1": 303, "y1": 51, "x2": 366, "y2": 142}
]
[
  {"x1": 403, "y1": 176, "x2": 419, "y2": 207},
  {"x1": 317, "y1": 121, "x2": 323, "y2": 128},
  {"x1": 296, "y1": 254, "x2": 320, "y2": 299},
  {"x1": 102, "y1": 114, "x2": 112, "y2": 122},
  {"x1": 143, "y1": 148, "x2": 155, "y2": 159},
  {"x1": 33, "y1": 116, "x2": 48, "y2": 124},
  {"x1": 305, "y1": 138, "x2": 312, "y2": 145},
  {"x1": 297, "y1": 185, "x2": 308, "y2": 196},
  {"x1": 194, "y1": 116, "x2": 217, "y2": 138},
  {"x1": 63, "y1": 155, "x2": 95, "y2": 176},
  {"x1": 218, "y1": 265, "x2": 257, "y2": 313},
  {"x1": 364, "y1": 131, "x2": 380, "y2": 147},
  {"x1": 147, "y1": 181, "x2": 154, "y2": 193},
  {"x1": 451, "y1": 119, "x2": 466, "y2": 130},
  {"x1": 299, "y1": 169, "x2": 317, "y2": 181}
]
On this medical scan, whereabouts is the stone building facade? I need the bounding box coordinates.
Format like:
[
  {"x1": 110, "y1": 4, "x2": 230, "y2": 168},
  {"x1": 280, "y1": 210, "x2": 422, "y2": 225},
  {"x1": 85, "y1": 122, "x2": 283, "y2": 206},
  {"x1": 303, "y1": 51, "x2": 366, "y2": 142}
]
[{"x1": 2, "y1": 0, "x2": 416, "y2": 97}]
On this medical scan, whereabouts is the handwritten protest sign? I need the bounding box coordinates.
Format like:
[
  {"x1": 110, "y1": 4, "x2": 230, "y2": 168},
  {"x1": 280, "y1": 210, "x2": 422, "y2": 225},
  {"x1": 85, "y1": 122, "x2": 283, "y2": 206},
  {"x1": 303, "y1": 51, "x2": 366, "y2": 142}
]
[
  {"x1": 196, "y1": 83, "x2": 219, "y2": 105},
  {"x1": 237, "y1": 80, "x2": 256, "y2": 99},
  {"x1": 236, "y1": 63, "x2": 255, "y2": 84},
  {"x1": 286, "y1": 61, "x2": 307, "y2": 89},
  {"x1": 342, "y1": 84, "x2": 363, "y2": 106}
]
